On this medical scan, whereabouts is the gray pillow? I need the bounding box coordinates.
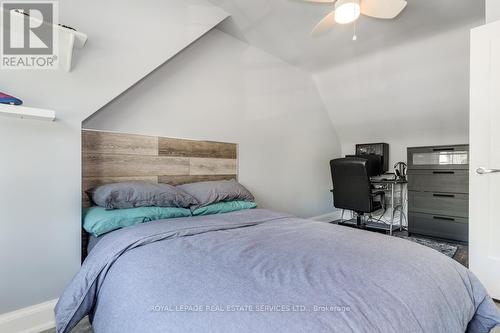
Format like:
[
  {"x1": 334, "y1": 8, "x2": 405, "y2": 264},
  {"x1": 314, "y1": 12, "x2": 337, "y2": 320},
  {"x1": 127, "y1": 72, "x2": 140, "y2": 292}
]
[
  {"x1": 87, "y1": 181, "x2": 198, "y2": 210},
  {"x1": 177, "y1": 180, "x2": 254, "y2": 208}
]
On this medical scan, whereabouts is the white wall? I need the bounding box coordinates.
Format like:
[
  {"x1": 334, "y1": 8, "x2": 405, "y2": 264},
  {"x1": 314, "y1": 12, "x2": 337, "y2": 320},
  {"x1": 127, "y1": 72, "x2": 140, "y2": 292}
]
[
  {"x1": 84, "y1": 29, "x2": 341, "y2": 218},
  {"x1": 314, "y1": 22, "x2": 480, "y2": 169},
  {"x1": 487, "y1": 0, "x2": 500, "y2": 23},
  {"x1": 0, "y1": 0, "x2": 227, "y2": 314}
]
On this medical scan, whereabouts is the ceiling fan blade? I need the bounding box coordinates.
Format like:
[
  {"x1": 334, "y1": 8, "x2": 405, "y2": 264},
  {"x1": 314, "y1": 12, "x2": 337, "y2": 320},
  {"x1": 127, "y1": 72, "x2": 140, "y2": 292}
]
[
  {"x1": 360, "y1": 0, "x2": 407, "y2": 19},
  {"x1": 311, "y1": 10, "x2": 336, "y2": 36}
]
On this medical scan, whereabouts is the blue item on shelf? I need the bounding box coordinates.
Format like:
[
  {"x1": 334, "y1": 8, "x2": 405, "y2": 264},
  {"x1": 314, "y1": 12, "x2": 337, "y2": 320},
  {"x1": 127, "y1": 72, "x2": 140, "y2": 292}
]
[{"x1": 0, "y1": 92, "x2": 23, "y2": 105}]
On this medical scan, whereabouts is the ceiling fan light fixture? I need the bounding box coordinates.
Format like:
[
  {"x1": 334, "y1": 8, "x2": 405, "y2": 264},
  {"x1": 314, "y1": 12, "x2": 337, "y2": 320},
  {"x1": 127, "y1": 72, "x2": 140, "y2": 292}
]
[{"x1": 334, "y1": 0, "x2": 361, "y2": 24}]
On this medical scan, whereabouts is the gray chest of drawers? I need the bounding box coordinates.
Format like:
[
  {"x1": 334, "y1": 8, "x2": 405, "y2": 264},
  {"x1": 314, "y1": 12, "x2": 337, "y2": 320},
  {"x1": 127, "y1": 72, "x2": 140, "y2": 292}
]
[{"x1": 407, "y1": 145, "x2": 469, "y2": 242}]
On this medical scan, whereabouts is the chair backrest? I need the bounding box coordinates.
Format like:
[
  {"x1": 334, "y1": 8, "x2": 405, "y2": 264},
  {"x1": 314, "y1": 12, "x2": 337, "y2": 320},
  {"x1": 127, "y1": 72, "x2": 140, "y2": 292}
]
[{"x1": 330, "y1": 157, "x2": 373, "y2": 213}]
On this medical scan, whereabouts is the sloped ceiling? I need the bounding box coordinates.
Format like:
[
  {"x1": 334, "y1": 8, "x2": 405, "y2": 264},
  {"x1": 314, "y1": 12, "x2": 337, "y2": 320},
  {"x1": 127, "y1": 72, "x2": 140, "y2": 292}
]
[
  {"x1": 0, "y1": 0, "x2": 229, "y2": 122},
  {"x1": 209, "y1": 0, "x2": 484, "y2": 167},
  {"x1": 209, "y1": 0, "x2": 484, "y2": 72},
  {"x1": 314, "y1": 20, "x2": 480, "y2": 165}
]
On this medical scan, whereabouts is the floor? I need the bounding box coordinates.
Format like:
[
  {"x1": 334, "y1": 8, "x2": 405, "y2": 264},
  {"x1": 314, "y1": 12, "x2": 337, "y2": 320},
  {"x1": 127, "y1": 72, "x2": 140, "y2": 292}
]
[
  {"x1": 332, "y1": 221, "x2": 470, "y2": 267},
  {"x1": 393, "y1": 230, "x2": 469, "y2": 267},
  {"x1": 453, "y1": 242, "x2": 469, "y2": 267}
]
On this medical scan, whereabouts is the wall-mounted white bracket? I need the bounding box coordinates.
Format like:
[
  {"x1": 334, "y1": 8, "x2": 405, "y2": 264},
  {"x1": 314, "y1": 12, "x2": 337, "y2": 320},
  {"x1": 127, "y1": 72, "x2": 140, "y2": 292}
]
[{"x1": 57, "y1": 25, "x2": 88, "y2": 71}]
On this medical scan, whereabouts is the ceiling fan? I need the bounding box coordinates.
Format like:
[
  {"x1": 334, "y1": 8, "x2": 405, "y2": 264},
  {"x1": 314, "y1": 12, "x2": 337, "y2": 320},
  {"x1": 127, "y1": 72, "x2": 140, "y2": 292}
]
[{"x1": 306, "y1": 0, "x2": 407, "y2": 37}]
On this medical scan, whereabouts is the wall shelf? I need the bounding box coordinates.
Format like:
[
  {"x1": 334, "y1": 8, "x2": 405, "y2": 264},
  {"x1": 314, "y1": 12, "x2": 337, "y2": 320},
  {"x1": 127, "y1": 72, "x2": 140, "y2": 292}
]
[{"x1": 0, "y1": 104, "x2": 55, "y2": 121}]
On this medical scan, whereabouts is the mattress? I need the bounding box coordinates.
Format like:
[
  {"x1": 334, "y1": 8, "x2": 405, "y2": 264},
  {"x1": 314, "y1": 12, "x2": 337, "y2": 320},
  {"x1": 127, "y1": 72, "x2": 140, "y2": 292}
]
[{"x1": 58, "y1": 209, "x2": 500, "y2": 333}]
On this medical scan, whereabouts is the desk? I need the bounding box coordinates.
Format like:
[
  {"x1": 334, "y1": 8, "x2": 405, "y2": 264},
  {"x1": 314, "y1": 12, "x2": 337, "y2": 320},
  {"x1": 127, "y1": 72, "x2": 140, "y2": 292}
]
[{"x1": 370, "y1": 178, "x2": 407, "y2": 236}]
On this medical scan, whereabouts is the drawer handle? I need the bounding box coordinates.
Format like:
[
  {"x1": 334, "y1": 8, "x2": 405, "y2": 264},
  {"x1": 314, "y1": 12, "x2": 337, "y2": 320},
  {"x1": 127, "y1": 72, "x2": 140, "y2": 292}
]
[
  {"x1": 433, "y1": 216, "x2": 455, "y2": 221},
  {"x1": 433, "y1": 148, "x2": 455, "y2": 151},
  {"x1": 433, "y1": 194, "x2": 455, "y2": 198},
  {"x1": 432, "y1": 171, "x2": 455, "y2": 174},
  {"x1": 476, "y1": 167, "x2": 500, "y2": 175}
]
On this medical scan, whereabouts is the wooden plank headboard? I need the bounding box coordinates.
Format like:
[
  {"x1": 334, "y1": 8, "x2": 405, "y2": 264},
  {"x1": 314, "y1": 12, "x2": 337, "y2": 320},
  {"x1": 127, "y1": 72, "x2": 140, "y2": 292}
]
[{"x1": 81, "y1": 129, "x2": 238, "y2": 261}]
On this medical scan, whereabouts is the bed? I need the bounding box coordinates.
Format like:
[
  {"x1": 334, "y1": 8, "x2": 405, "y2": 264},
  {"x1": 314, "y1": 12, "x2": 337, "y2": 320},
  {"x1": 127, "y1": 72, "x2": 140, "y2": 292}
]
[
  {"x1": 56, "y1": 130, "x2": 500, "y2": 333},
  {"x1": 57, "y1": 208, "x2": 500, "y2": 333}
]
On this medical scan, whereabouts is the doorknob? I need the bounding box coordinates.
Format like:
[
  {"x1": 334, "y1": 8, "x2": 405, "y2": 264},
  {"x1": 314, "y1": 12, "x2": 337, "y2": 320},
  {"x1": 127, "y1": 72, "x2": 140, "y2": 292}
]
[{"x1": 476, "y1": 167, "x2": 500, "y2": 174}]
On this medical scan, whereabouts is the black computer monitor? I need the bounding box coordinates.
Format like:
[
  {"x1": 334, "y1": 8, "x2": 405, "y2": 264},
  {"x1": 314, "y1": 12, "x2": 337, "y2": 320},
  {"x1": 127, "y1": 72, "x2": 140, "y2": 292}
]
[
  {"x1": 345, "y1": 154, "x2": 383, "y2": 177},
  {"x1": 355, "y1": 143, "x2": 389, "y2": 173}
]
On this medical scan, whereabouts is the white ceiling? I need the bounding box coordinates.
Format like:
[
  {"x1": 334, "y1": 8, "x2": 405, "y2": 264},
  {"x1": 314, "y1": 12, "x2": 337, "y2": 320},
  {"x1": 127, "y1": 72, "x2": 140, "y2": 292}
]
[{"x1": 209, "y1": 0, "x2": 485, "y2": 72}]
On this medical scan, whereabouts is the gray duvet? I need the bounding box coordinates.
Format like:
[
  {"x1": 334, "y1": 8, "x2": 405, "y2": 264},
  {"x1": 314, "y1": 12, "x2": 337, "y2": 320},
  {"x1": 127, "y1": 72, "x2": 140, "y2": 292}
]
[{"x1": 56, "y1": 209, "x2": 500, "y2": 333}]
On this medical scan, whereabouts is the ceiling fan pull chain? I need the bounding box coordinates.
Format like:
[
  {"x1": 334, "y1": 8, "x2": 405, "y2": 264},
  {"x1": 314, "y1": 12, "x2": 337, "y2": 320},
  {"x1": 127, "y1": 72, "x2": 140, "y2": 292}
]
[{"x1": 352, "y1": 19, "x2": 357, "y2": 41}]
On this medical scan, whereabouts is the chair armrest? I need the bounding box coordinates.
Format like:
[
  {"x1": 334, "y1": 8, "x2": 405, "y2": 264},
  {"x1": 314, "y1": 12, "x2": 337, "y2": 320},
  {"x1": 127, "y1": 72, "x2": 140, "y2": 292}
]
[
  {"x1": 372, "y1": 190, "x2": 385, "y2": 206},
  {"x1": 371, "y1": 190, "x2": 385, "y2": 209}
]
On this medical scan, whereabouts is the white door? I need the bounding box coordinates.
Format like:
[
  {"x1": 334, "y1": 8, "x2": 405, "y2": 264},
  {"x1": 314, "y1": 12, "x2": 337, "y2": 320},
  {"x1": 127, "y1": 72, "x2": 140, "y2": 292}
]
[{"x1": 470, "y1": 20, "x2": 500, "y2": 300}]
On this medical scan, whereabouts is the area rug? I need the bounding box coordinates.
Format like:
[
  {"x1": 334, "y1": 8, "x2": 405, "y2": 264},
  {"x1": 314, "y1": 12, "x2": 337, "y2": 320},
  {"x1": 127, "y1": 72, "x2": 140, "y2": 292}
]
[{"x1": 396, "y1": 235, "x2": 459, "y2": 258}]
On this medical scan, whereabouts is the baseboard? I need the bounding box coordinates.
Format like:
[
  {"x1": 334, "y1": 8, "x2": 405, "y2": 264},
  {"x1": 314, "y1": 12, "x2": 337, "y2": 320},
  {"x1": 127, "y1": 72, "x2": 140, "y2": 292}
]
[
  {"x1": 0, "y1": 299, "x2": 57, "y2": 333},
  {"x1": 310, "y1": 210, "x2": 343, "y2": 222}
]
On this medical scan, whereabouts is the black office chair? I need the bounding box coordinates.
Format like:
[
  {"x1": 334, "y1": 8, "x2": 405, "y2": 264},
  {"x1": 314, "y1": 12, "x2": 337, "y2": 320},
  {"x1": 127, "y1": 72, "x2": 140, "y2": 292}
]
[{"x1": 330, "y1": 158, "x2": 385, "y2": 228}]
